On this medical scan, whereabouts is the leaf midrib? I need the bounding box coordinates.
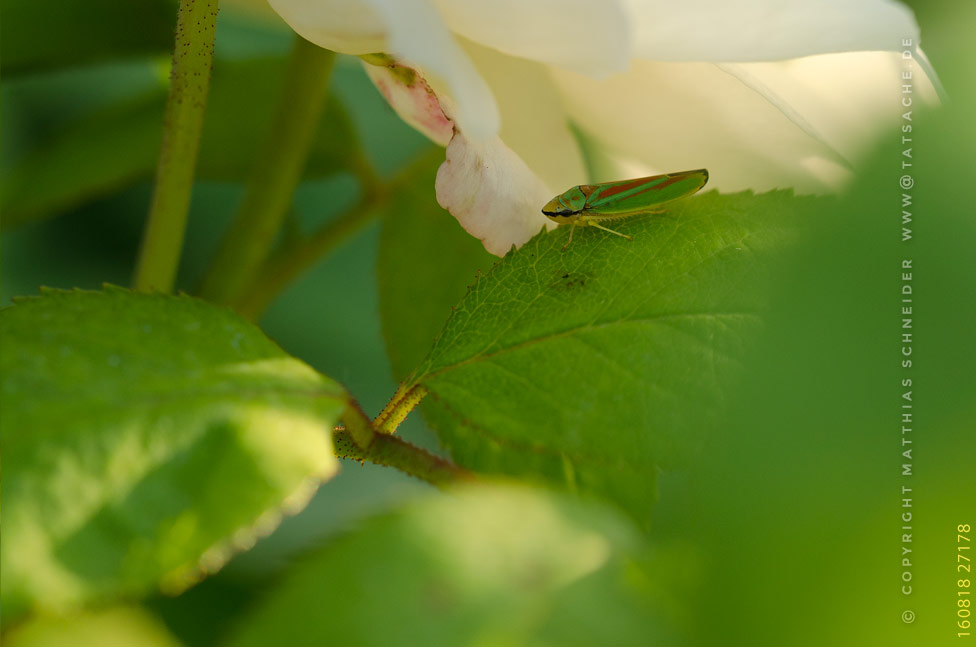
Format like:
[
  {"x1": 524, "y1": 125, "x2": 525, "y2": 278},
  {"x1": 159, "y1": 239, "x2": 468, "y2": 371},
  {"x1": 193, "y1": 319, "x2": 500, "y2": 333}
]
[{"x1": 419, "y1": 311, "x2": 758, "y2": 384}]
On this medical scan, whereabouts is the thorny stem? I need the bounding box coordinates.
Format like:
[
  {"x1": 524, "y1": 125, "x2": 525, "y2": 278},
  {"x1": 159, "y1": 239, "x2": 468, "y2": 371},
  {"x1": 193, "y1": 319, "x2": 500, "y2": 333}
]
[
  {"x1": 340, "y1": 399, "x2": 376, "y2": 451},
  {"x1": 375, "y1": 383, "x2": 429, "y2": 434},
  {"x1": 337, "y1": 398, "x2": 469, "y2": 488},
  {"x1": 333, "y1": 429, "x2": 470, "y2": 488},
  {"x1": 133, "y1": 0, "x2": 219, "y2": 292}
]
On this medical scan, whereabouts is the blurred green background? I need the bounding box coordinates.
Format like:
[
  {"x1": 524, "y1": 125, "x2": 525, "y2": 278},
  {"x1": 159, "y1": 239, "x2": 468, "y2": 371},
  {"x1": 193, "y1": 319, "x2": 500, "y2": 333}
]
[{"x1": 3, "y1": 1, "x2": 974, "y2": 645}]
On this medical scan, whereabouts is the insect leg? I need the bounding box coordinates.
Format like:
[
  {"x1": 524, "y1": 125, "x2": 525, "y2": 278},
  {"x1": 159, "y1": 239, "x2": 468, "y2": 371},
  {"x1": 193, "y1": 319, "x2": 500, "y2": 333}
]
[
  {"x1": 561, "y1": 223, "x2": 577, "y2": 251},
  {"x1": 588, "y1": 221, "x2": 633, "y2": 241}
]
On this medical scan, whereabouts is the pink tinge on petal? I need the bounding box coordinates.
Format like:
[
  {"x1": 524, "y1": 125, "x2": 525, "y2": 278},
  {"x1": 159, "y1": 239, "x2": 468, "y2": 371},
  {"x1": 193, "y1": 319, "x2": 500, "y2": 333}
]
[
  {"x1": 361, "y1": 0, "x2": 499, "y2": 137},
  {"x1": 361, "y1": 57, "x2": 454, "y2": 146},
  {"x1": 361, "y1": 54, "x2": 553, "y2": 256},
  {"x1": 435, "y1": 132, "x2": 555, "y2": 257}
]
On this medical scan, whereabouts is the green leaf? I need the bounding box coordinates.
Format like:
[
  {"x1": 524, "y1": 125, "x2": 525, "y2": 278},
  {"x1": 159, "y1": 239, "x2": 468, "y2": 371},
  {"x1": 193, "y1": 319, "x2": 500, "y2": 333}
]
[
  {"x1": 376, "y1": 151, "x2": 496, "y2": 381},
  {"x1": 0, "y1": 287, "x2": 345, "y2": 622},
  {"x1": 3, "y1": 606, "x2": 180, "y2": 647},
  {"x1": 401, "y1": 191, "x2": 820, "y2": 523},
  {"x1": 1, "y1": 58, "x2": 359, "y2": 228},
  {"x1": 0, "y1": 0, "x2": 177, "y2": 76},
  {"x1": 680, "y1": 103, "x2": 976, "y2": 646},
  {"x1": 226, "y1": 484, "x2": 680, "y2": 646}
]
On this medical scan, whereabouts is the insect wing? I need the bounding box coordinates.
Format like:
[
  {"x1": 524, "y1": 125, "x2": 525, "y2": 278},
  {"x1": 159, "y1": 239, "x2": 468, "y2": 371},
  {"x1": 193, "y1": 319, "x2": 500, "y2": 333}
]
[{"x1": 582, "y1": 169, "x2": 708, "y2": 216}]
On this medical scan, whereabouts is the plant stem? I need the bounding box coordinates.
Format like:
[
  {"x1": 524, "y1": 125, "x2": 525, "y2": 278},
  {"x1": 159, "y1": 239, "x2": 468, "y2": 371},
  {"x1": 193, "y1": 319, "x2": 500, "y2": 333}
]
[
  {"x1": 375, "y1": 383, "x2": 428, "y2": 434},
  {"x1": 337, "y1": 398, "x2": 469, "y2": 487},
  {"x1": 333, "y1": 427, "x2": 471, "y2": 488},
  {"x1": 232, "y1": 147, "x2": 439, "y2": 319},
  {"x1": 340, "y1": 399, "x2": 376, "y2": 451},
  {"x1": 233, "y1": 190, "x2": 384, "y2": 319},
  {"x1": 198, "y1": 36, "x2": 336, "y2": 305},
  {"x1": 133, "y1": 0, "x2": 219, "y2": 292}
]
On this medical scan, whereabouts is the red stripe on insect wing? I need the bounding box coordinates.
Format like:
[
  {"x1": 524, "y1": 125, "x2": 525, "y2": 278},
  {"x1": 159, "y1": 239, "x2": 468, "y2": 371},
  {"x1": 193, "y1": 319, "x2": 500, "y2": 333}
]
[
  {"x1": 588, "y1": 177, "x2": 676, "y2": 210},
  {"x1": 647, "y1": 174, "x2": 694, "y2": 191},
  {"x1": 628, "y1": 172, "x2": 706, "y2": 201},
  {"x1": 585, "y1": 170, "x2": 707, "y2": 210},
  {"x1": 593, "y1": 176, "x2": 665, "y2": 200}
]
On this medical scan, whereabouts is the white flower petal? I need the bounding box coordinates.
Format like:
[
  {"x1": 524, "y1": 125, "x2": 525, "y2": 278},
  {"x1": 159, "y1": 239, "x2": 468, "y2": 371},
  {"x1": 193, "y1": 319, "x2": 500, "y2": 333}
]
[
  {"x1": 552, "y1": 61, "x2": 838, "y2": 193},
  {"x1": 266, "y1": 0, "x2": 386, "y2": 54},
  {"x1": 363, "y1": 44, "x2": 580, "y2": 255},
  {"x1": 717, "y1": 52, "x2": 939, "y2": 164},
  {"x1": 461, "y1": 39, "x2": 588, "y2": 194},
  {"x1": 436, "y1": 133, "x2": 554, "y2": 257},
  {"x1": 622, "y1": 0, "x2": 920, "y2": 61},
  {"x1": 551, "y1": 51, "x2": 936, "y2": 193},
  {"x1": 362, "y1": 0, "x2": 499, "y2": 138},
  {"x1": 435, "y1": 0, "x2": 631, "y2": 77},
  {"x1": 361, "y1": 58, "x2": 455, "y2": 146}
]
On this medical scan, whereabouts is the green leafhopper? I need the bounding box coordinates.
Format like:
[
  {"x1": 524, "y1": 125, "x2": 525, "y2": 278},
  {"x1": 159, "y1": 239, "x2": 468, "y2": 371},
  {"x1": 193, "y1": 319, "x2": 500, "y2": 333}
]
[{"x1": 542, "y1": 169, "x2": 709, "y2": 250}]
